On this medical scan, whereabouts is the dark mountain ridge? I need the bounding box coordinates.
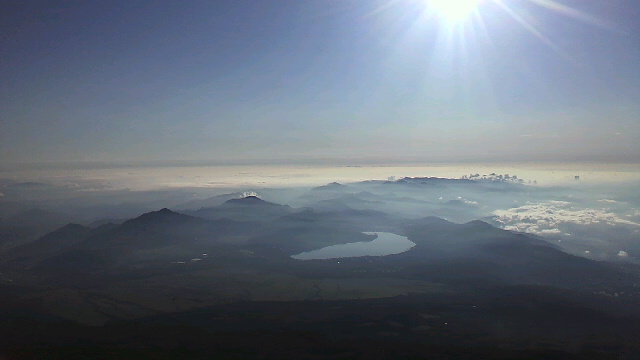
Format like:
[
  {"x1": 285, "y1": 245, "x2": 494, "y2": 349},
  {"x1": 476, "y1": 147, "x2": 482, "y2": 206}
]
[
  {"x1": 393, "y1": 218, "x2": 637, "y2": 289},
  {"x1": 28, "y1": 208, "x2": 260, "y2": 271}
]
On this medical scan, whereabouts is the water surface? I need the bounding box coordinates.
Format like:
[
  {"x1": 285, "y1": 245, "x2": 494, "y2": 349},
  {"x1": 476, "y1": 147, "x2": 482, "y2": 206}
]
[{"x1": 292, "y1": 232, "x2": 416, "y2": 260}]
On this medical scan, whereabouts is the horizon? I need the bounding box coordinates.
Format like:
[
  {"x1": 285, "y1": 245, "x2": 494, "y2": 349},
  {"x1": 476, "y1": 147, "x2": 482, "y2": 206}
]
[
  {"x1": 2, "y1": 162, "x2": 639, "y2": 193},
  {"x1": 2, "y1": 157, "x2": 640, "y2": 170}
]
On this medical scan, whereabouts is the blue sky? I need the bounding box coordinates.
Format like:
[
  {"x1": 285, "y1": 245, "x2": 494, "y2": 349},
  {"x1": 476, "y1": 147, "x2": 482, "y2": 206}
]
[{"x1": 1, "y1": 0, "x2": 639, "y2": 164}]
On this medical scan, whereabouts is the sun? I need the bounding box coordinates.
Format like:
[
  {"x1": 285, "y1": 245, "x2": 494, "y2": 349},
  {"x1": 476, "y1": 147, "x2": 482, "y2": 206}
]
[{"x1": 428, "y1": 0, "x2": 483, "y2": 24}]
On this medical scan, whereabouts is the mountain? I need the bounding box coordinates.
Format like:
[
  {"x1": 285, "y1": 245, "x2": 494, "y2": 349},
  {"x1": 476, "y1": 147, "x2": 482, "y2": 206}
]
[
  {"x1": 177, "y1": 192, "x2": 246, "y2": 210},
  {"x1": 87, "y1": 218, "x2": 126, "y2": 227},
  {"x1": 4, "y1": 208, "x2": 75, "y2": 228},
  {"x1": 222, "y1": 195, "x2": 270, "y2": 206},
  {"x1": 310, "y1": 194, "x2": 384, "y2": 212},
  {"x1": 33, "y1": 208, "x2": 261, "y2": 271},
  {"x1": 10, "y1": 207, "x2": 635, "y2": 293},
  {"x1": 389, "y1": 177, "x2": 476, "y2": 186},
  {"x1": 2, "y1": 178, "x2": 640, "y2": 359},
  {"x1": 297, "y1": 183, "x2": 355, "y2": 205},
  {"x1": 403, "y1": 217, "x2": 554, "y2": 254},
  {"x1": 7, "y1": 223, "x2": 93, "y2": 263},
  {"x1": 3, "y1": 205, "x2": 640, "y2": 360},
  {"x1": 185, "y1": 196, "x2": 295, "y2": 222},
  {"x1": 311, "y1": 182, "x2": 349, "y2": 191},
  {"x1": 0, "y1": 208, "x2": 79, "y2": 251},
  {"x1": 395, "y1": 218, "x2": 636, "y2": 289},
  {"x1": 81, "y1": 208, "x2": 223, "y2": 250},
  {"x1": 276, "y1": 207, "x2": 398, "y2": 231},
  {"x1": 119, "y1": 207, "x2": 196, "y2": 227},
  {"x1": 248, "y1": 224, "x2": 376, "y2": 255},
  {"x1": 0, "y1": 225, "x2": 39, "y2": 252}
]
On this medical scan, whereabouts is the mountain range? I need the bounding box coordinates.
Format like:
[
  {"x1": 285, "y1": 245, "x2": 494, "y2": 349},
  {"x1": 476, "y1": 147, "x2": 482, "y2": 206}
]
[{"x1": 1, "y1": 186, "x2": 639, "y2": 359}]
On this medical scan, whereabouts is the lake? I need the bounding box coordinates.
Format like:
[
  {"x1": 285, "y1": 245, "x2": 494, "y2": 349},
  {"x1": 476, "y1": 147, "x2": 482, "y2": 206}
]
[{"x1": 292, "y1": 232, "x2": 416, "y2": 260}]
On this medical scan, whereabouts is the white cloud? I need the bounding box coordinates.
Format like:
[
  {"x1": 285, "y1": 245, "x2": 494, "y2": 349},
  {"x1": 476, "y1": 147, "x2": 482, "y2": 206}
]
[
  {"x1": 539, "y1": 229, "x2": 562, "y2": 235},
  {"x1": 492, "y1": 201, "x2": 640, "y2": 235},
  {"x1": 598, "y1": 199, "x2": 619, "y2": 204},
  {"x1": 457, "y1": 196, "x2": 478, "y2": 205}
]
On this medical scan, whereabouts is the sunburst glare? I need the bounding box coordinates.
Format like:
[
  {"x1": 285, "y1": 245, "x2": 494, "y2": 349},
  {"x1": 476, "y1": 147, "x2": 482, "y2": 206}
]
[
  {"x1": 428, "y1": 0, "x2": 484, "y2": 24},
  {"x1": 412, "y1": 0, "x2": 610, "y2": 48}
]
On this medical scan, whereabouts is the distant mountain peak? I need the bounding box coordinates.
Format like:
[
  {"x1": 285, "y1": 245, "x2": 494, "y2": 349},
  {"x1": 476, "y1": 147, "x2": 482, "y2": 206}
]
[
  {"x1": 312, "y1": 182, "x2": 348, "y2": 191},
  {"x1": 124, "y1": 208, "x2": 191, "y2": 226},
  {"x1": 242, "y1": 195, "x2": 262, "y2": 201},
  {"x1": 224, "y1": 196, "x2": 269, "y2": 205},
  {"x1": 414, "y1": 216, "x2": 455, "y2": 228},
  {"x1": 463, "y1": 220, "x2": 495, "y2": 229},
  {"x1": 421, "y1": 216, "x2": 452, "y2": 223},
  {"x1": 142, "y1": 207, "x2": 179, "y2": 216}
]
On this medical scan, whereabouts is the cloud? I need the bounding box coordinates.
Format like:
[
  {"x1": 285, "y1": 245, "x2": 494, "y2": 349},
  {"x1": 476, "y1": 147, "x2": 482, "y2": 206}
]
[
  {"x1": 539, "y1": 229, "x2": 562, "y2": 235},
  {"x1": 492, "y1": 201, "x2": 640, "y2": 235},
  {"x1": 598, "y1": 199, "x2": 619, "y2": 204},
  {"x1": 457, "y1": 196, "x2": 478, "y2": 205},
  {"x1": 240, "y1": 191, "x2": 258, "y2": 198}
]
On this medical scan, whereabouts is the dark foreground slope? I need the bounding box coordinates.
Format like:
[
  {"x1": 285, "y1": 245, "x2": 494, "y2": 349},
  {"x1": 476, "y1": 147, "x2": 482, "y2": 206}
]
[{"x1": 2, "y1": 291, "x2": 639, "y2": 360}]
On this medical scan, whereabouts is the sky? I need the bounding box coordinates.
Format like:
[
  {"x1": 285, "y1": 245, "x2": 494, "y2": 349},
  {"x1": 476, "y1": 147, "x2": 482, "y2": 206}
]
[{"x1": 1, "y1": 0, "x2": 639, "y2": 165}]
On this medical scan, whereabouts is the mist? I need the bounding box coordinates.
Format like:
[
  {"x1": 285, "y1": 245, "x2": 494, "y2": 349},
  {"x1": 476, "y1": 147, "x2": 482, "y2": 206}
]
[{"x1": 2, "y1": 163, "x2": 638, "y2": 262}]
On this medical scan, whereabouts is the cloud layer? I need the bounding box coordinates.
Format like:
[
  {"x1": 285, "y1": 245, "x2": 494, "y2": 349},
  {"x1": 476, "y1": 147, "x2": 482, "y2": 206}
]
[
  {"x1": 492, "y1": 200, "x2": 640, "y2": 262},
  {"x1": 492, "y1": 200, "x2": 640, "y2": 235}
]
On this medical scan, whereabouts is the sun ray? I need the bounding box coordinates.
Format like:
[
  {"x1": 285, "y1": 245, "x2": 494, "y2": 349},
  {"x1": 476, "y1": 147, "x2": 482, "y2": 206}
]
[
  {"x1": 491, "y1": 0, "x2": 577, "y2": 63},
  {"x1": 471, "y1": 6, "x2": 494, "y2": 48},
  {"x1": 526, "y1": 0, "x2": 621, "y2": 32},
  {"x1": 362, "y1": 0, "x2": 406, "y2": 19}
]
